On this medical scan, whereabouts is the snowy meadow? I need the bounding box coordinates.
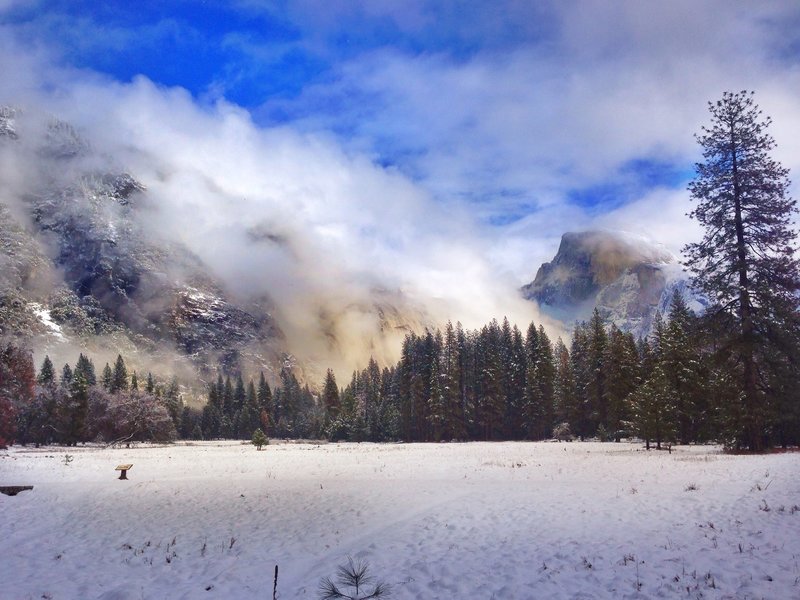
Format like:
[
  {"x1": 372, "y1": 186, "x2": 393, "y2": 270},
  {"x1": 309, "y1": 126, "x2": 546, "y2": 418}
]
[{"x1": 1, "y1": 441, "x2": 799, "y2": 599}]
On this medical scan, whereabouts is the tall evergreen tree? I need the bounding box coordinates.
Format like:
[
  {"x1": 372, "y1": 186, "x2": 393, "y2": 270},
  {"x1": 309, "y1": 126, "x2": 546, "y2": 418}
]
[
  {"x1": 111, "y1": 355, "x2": 128, "y2": 393},
  {"x1": 441, "y1": 321, "x2": 466, "y2": 440},
  {"x1": 38, "y1": 355, "x2": 55, "y2": 387},
  {"x1": 101, "y1": 363, "x2": 113, "y2": 391},
  {"x1": 74, "y1": 354, "x2": 96, "y2": 386},
  {"x1": 257, "y1": 371, "x2": 272, "y2": 434},
  {"x1": 570, "y1": 323, "x2": 592, "y2": 439},
  {"x1": 522, "y1": 322, "x2": 544, "y2": 439},
  {"x1": 553, "y1": 338, "x2": 578, "y2": 433},
  {"x1": 427, "y1": 352, "x2": 446, "y2": 442},
  {"x1": 322, "y1": 368, "x2": 340, "y2": 420},
  {"x1": 61, "y1": 363, "x2": 73, "y2": 388},
  {"x1": 587, "y1": 309, "x2": 608, "y2": 434},
  {"x1": 223, "y1": 376, "x2": 234, "y2": 419},
  {"x1": 164, "y1": 376, "x2": 182, "y2": 428},
  {"x1": 603, "y1": 326, "x2": 639, "y2": 441},
  {"x1": 684, "y1": 91, "x2": 800, "y2": 450},
  {"x1": 630, "y1": 365, "x2": 678, "y2": 450},
  {"x1": 534, "y1": 325, "x2": 556, "y2": 439},
  {"x1": 661, "y1": 290, "x2": 705, "y2": 443},
  {"x1": 233, "y1": 375, "x2": 246, "y2": 414},
  {"x1": 64, "y1": 370, "x2": 89, "y2": 445}
]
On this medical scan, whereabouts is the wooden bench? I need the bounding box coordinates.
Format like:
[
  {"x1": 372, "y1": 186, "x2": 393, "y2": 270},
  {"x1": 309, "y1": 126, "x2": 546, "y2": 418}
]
[
  {"x1": 0, "y1": 486, "x2": 33, "y2": 496},
  {"x1": 115, "y1": 464, "x2": 133, "y2": 480}
]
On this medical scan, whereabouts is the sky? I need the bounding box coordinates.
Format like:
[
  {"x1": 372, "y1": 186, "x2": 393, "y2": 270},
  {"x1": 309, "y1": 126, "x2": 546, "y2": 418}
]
[{"x1": 1, "y1": 1, "x2": 800, "y2": 367}]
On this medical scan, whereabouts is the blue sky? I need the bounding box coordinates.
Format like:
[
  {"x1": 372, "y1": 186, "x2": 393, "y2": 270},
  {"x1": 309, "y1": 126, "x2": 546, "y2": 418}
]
[{"x1": 1, "y1": 0, "x2": 800, "y2": 286}]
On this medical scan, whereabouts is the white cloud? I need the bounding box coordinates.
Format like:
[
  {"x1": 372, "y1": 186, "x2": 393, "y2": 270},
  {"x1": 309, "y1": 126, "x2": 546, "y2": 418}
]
[
  {"x1": 0, "y1": 48, "x2": 547, "y2": 374},
  {"x1": 256, "y1": 0, "x2": 800, "y2": 282}
]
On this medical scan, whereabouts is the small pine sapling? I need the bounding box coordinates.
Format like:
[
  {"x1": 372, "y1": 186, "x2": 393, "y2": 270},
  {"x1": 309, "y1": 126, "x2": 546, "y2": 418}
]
[
  {"x1": 252, "y1": 428, "x2": 268, "y2": 450},
  {"x1": 318, "y1": 556, "x2": 391, "y2": 600}
]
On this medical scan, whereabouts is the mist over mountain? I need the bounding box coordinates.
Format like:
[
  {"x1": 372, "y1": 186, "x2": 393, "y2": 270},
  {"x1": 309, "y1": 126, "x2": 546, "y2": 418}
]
[
  {"x1": 522, "y1": 230, "x2": 705, "y2": 338},
  {"x1": 0, "y1": 106, "x2": 290, "y2": 382},
  {"x1": 0, "y1": 103, "x2": 544, "y2": 385}
]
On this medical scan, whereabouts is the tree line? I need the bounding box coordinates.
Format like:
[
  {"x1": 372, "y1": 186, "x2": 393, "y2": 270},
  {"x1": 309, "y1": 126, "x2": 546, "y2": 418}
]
[
  {"x1": 0, "y1": 347, "x2": 324, "y2": 447},
  {"x1": 314, "y1": 290, "x2": 798, "y2": 449},
  {"x1": 2, "y1": 281, "x2": 796, "y2": 450},
  {"x1": 0, "y1": 349, "x2": 179, "y2": 446}
]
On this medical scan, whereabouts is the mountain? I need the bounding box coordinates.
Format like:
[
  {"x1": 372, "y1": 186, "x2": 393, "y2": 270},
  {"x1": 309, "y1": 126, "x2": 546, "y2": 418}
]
[
  {"x1": 0, "y1": 107, "x2": 292, "y2": 384},
  {"x1": 0, "y1": 106, "x2": 433, "y2": 386},
  {"x1": 522, "y1": 230, "x2": 705, "y2": 338}
]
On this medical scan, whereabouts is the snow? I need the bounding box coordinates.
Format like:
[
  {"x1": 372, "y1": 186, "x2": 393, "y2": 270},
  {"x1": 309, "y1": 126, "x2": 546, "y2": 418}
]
[
  {"x1": 1, "y1": 442, "x2": 798, "y2": 599},
  {"x1": 29, "y1": 302, "x2": 66, "y2": 341},
  {"x1": 608, "y1": 229, "x2": 678, "y2": 265}
]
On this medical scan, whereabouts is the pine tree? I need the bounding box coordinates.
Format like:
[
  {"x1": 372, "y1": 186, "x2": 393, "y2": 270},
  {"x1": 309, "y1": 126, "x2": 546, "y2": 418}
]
[
  {"x1": 223, "y1": 376, "x2": 234, "y2": 419},
  {"x1": 603, "y1": 326, "x2": 639, "y2": 441},
  {"x1": 111, "y1": 355, "x2": 128, "y2": 393},
  {"x1": 684, "y1": 91, "x2": 800, "y2": 450},
  {"x1": 179, "y1": 405, "x2": 194, "y2": 439},
  {"x1": 233, "y1": 375, "x2": 246, "y2": 414},
  {"x1": 201, "y1": 402, "x2": 221, "y2": 439},
  {"x1": 322, "y1": 368, "x2": 340, "y2": 421},
  {"x1": 553, "y1": 338, "x2": 578, "y2": 433},
  {"x1": 587, "y1": 309, "x2": 608, "y2": 434},
  {"x1": 257, "y1": 372, "x2": 272, "y2": 434},
  {"x1": 535, "y1": 325, "x2": 556, "y2": 438},
  {"x1": 257, "y1": 372, "x2": 272, "y2": 408},
  {"x1": 442, "y1": 321, "x2": 466, "y2": 440},
  {"x1": 74, "y1": 354, "x2": 96, "y2": 386},
  {"x1": 427, "y1": 353, "x2": 446, "y2": 441},
  {"x1": 146, "y1": 372, "x2": 155, "y2": 394},
  {"x1": 630, "y1": 365, "x2": 678, "y2": 450},
  {"x1": 101, "y1": 363, "x2": 113, "y2": 391},
  {"x1": 570, "y1": 323, "x2": 592, "y2": 439},
  {"x1": 522, "y1": 322, "x2": 543, "y2": 439},
  {"x1": 164, "y1": 377, "x2": 182, "y2": 428},
  {"x1": 130, "y1": 371, "x2": 139, "y2": 391},
  {"x1": 64, "y1": 370, "x2": 89, "y2": 445},
  {"x1": 476, "y1": 322, "x2": 504, "y2": 440},
  {"x1": 504, "y1": 323, "x2": 527, "y2": 438},
  {"x1": 661, "y1": 290, "x2": 705, "y2": 443},
  {"x1": 61, "y1": 363, "x2": 73, "y2": 387},
  {"x1": 38, "y1": 355, "x2": 55, "y2": 387},
  {"x1": 252, "y1": 427, "x2": 268, "y2": 450}
]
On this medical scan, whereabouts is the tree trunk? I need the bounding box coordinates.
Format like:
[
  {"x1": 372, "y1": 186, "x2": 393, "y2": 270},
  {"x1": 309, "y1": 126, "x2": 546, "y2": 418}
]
[{"x1": 730, "y1": 126, "x2": 762, "y2": 451}]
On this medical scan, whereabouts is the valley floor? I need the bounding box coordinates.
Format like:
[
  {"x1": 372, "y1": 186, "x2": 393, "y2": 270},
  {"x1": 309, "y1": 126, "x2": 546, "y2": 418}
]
[{"x1": 1, "y1": 441, "x2": 799, "y2": 599}]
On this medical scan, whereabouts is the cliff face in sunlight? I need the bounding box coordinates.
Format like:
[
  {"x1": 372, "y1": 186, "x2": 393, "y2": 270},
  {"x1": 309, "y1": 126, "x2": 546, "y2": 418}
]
[{"x1": 522, "y1": 230, "x2": 706, "y2": 338}]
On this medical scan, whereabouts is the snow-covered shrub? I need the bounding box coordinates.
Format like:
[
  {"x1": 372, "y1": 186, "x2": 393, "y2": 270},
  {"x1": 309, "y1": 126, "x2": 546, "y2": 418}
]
[{"x1": 553, "y1": 422, "x2": 573, "y2": 441}]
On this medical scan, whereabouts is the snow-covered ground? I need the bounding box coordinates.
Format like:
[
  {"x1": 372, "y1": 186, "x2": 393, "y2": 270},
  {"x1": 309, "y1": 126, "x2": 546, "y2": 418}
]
[
  {"x1": 1, "y1": 441, "x2": 798, "y2": 599},
  {"x1": 29, "y1": 302, "x2": 66, "y2": 342}
]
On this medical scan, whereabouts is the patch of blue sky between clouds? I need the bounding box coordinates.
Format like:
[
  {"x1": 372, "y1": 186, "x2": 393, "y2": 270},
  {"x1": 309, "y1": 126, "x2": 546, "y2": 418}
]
[{"x1": 568, "y1": 159, "x2": 693, "y2": 216}]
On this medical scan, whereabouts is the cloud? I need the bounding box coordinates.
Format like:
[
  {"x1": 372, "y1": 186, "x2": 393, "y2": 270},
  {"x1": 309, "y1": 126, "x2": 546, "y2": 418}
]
[
  {"x1": 253, "y1": 0, "x2": 800, "y2": 277},
  {"x1": 0, "y1": 37, "x2": 549, "y2": 376}
]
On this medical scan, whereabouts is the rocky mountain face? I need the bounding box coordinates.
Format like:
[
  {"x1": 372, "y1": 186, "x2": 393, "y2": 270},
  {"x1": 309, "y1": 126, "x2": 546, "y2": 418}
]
[
  {"x1": 0, "y1": 106, "x2": 433, "y2": 386},
  {"x1": 522, "y1": 230, "x2": 704, "y2": 338},
  {"x1": 0, "y1": 107, "x2": 287, "y2": 382}
]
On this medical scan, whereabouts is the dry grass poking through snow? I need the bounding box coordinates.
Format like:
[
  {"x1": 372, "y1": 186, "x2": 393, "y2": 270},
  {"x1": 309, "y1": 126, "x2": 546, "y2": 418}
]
[{"x1": 1, "y1": 441, "x2": 799, "y2": 599}]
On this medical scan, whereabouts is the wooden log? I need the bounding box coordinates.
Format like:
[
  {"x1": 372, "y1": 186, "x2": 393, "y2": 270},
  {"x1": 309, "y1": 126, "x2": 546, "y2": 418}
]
[{"x1": 0, "y1": 486, "x2": 33, "y2": 496}]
